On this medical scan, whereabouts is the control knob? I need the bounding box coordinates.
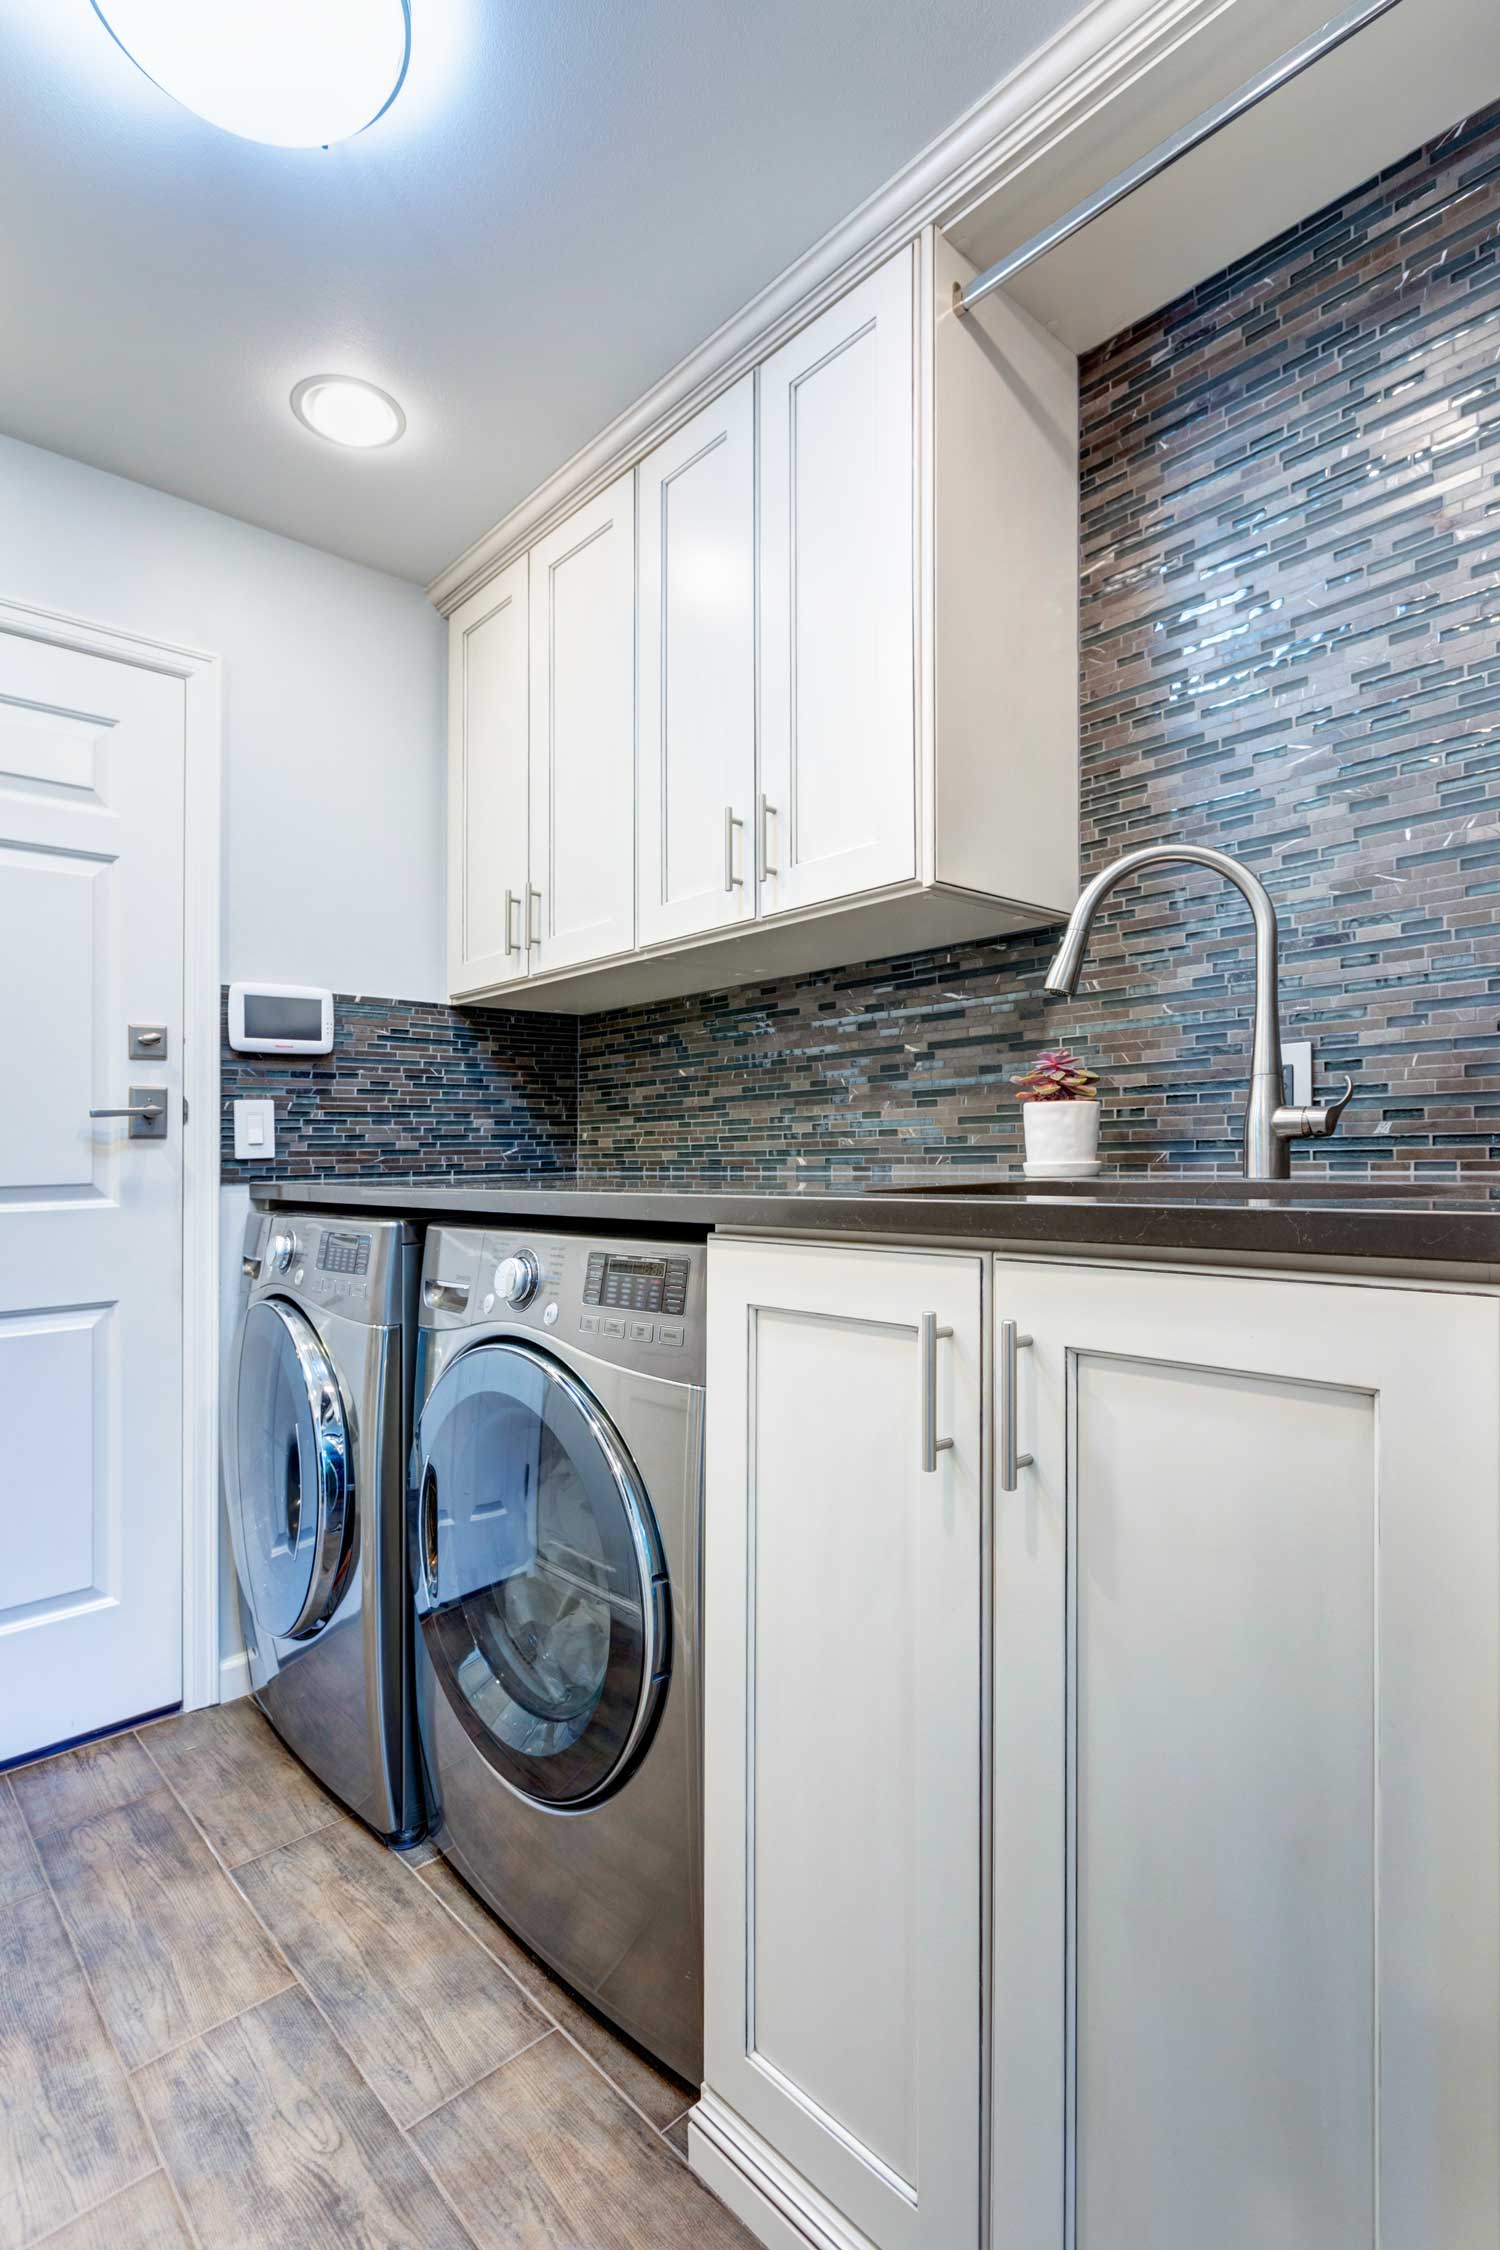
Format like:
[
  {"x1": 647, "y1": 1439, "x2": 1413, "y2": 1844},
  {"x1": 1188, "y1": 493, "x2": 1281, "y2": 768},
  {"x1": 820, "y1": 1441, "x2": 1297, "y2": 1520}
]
[
  {"x1": 267, "y1": 1228, "x2": 299, "y2": 1274},
  {"x1": 495, "y1": 1250, "x2": 541, "y2": 1308}
]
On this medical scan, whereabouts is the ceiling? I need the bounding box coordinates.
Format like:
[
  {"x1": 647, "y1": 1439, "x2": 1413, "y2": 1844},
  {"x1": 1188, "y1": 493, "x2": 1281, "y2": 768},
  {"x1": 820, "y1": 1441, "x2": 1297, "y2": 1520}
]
[{"x1": 0, "y1": 0, "x2": 1078, "y2": 586}]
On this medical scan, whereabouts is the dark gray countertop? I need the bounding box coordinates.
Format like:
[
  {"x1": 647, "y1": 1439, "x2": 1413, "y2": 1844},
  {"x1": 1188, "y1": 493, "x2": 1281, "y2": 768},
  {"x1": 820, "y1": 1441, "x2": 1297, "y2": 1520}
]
[{"x1": 247, "y1": 1172, "x2": 1500, "y2": 1272}]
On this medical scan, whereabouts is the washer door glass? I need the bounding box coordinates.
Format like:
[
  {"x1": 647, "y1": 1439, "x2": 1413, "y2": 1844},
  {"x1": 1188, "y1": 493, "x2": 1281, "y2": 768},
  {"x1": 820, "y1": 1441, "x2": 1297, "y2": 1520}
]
[
  {"x1": 234, "y1": 1298, "x2": 353, "y2": 1641},
  {"x1": 415, "y1": 1341, "x2": 668, "y2": 1808}
]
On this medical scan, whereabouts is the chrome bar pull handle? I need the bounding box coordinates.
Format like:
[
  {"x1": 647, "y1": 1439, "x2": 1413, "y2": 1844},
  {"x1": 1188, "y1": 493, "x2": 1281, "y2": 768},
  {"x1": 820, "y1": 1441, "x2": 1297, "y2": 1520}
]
[
  {"x1": 724, "y1": 806, "x2": 744, "y2": 892},
  {"x1": 920, "y1": 1312, "x2": 954, "y2": 1475},
  {"x1": 999, "y1": 1320, "x2": 1034, "y2": 1493},
  {"x1": 760, "y1": 795, "x2": 779, "y2": 880},
  {"x1": 527, "y1": 885, "x2": 542, "y2": 950},
  {"x1": 504, "y1": 888, "x2": 522, "y2": 956}
]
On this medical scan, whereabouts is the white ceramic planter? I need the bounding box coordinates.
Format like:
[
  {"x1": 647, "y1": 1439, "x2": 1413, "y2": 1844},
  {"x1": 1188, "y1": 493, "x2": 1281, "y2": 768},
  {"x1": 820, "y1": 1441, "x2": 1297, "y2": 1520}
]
[{"x1": 1022, "y1": 1099, "x2": 1101, "y2": 1178}]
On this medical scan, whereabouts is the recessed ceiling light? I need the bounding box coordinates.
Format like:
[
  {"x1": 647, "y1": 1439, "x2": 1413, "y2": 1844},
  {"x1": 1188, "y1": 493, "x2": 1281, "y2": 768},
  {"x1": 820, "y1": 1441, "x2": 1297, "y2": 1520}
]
[
  {"x1": 90, "y1": 0, "x2": 411, "y2": 149},
  {"x1": 291, "y1": 375, "x2": 406, "y2": 450}
]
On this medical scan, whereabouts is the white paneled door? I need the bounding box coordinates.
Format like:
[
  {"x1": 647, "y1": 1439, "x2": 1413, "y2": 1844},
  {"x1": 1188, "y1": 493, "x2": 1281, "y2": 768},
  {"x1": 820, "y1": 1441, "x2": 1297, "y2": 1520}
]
[
  {"x1": 991, "y1": 1258, "x2": 1500, "y2": 2250},
  {"x1": 758, "y1": 247, "x2": 917, "y2": 916},
  {"x1": 637, "y1": 373, "x2": 757, "y2": 947},
  {"x1": 529, "y1": 472, "x2": 636, "y2": 975},
  {"x1": 0, "y1": 630, "x2": 185, "y2": 1761}
]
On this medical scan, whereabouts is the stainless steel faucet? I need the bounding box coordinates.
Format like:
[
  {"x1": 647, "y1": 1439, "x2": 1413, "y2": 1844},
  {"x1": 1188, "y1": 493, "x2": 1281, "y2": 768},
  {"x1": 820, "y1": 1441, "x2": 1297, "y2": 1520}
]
[{"x1": 1042, "y1": 843, "x2": 1352, "y2": 1180}]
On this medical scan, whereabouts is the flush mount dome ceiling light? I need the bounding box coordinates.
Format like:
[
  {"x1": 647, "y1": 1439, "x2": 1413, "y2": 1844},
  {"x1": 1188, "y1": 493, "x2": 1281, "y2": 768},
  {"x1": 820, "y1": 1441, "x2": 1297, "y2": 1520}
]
[
  {"x1": 90, "y1": 0, "x2": 411, "y2": 149},
  {"x1": 291, "y1": 374, "x2": 406, "y2": 449}
]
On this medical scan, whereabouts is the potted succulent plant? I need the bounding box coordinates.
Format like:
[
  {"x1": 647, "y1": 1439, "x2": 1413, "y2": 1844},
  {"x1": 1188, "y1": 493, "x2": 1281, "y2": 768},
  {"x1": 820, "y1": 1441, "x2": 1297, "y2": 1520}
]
[{"x1": 1014, "y1": 1047, "x2": 1101, "y2": 1177}]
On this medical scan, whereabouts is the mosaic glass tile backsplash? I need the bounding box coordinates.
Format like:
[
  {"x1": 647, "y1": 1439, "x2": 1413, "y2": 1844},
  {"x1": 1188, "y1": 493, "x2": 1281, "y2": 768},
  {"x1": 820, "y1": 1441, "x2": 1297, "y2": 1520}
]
[
  {"x1": 220, "y1": 990, "x2": 576, "y2": 1181},
  {"x1": 578, "y1": 103, "x2": 1500, "y2": 1185}
]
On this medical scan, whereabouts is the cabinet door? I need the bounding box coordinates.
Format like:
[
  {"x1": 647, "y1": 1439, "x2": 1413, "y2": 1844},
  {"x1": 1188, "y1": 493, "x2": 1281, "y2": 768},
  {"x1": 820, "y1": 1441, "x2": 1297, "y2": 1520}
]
[
  {"x1": 637, "y1": 374, "x2": 756, "y2": 948},
  {"x1": 704, "y1": 1238, "x2": 982, "y2": 2250},
  {"x1": 758, "y1": 248, "x2": 917, "y2": 916},
  {"x1": 528, "y1": 472, "x2": 635, "y2": 974},
  {"x1": 447, "y1": 555, "x2": 529, "y2": 994},
  {"x1": 990, "y1": 1258, "x2": 1500, "y2": 2250}
]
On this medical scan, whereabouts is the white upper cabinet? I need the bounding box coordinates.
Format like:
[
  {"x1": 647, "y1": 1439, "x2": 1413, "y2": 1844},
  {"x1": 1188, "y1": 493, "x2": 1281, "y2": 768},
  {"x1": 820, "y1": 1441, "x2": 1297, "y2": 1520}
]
[
  {"x1": 442, "y1": 229, "x2": 1080, "y2": 1010},
  {"x1": 990, "y1": 1258, "x2": 1500, "y2": 2250},
  {"x1": 528, "y1": 471, "x2": 636, "y2": 975},
  {"x1": 701, "y1": 1236, "x2": 984, "y2": 2250},
  {"x1": 757, "y1": 250, "x2": 917, "y2": 916},
  {"x1": 637, "y1": 374, "x2": 757, "y2": 948},
  {"x1": 447, "y1": 554, "x2": 529, "y2": 996}
]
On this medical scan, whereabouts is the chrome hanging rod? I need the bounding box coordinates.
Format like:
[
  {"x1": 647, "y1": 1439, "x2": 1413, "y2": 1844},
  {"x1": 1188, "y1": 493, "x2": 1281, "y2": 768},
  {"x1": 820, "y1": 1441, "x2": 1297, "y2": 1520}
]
[{"x1": 954, "y1": 0, "x2": 1407, "y2": 318}]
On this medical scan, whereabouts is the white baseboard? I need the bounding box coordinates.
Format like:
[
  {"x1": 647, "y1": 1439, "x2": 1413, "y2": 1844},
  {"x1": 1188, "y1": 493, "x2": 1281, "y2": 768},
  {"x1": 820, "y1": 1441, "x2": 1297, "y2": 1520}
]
[
  {"x1": 690, "y1": 2094, "x2": 880, "y2": 2250},
  {"x1": 217, "y1": 1648, "x2": 251, "y2": 1703}
]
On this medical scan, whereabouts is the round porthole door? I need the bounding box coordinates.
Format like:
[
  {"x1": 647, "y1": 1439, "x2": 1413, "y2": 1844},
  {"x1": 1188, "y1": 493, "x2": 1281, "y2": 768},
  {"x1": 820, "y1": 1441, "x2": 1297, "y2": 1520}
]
[
  {"x1": 413, "y1": 1341, "x2": 668, "y2": 1809},
  {"x1": 233, "y1": 1298, "x2": 354, "y2": 1641}
]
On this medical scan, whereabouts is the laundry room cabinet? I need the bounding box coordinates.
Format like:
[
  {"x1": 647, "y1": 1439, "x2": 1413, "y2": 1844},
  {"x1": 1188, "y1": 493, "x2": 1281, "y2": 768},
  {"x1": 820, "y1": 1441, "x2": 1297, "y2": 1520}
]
[
  {"x1": 987, "y1": 1256, "x2": 1500, "y2": 2250},
  {"x1": 696, "y1": 1236, "x2": 985, "y2": 2250},
  {"x1": 447, "y1": 552, "x2": 530, "y2": 994},
  {"x1": 446, "y1": 472, "x2": 635, "y2": 997},
  {"x1": 636, "y1": 373, "x2": 758, "y2": 949},
  {"x1": 698, "y1": 1239, "x2": 1500, "y2": 2250},
  {"x1": 443, "y1": 228, "x2": 1079, "y2": 1010}
]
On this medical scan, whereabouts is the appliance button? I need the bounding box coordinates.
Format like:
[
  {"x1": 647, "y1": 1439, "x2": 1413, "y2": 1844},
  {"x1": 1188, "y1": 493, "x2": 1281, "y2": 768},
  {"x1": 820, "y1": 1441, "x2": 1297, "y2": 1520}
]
[
  {"x1": 579, "y1": 1313, "x2": 598, "y2": 1333},
  {"x1": 628, "y1": 1319, "x2": 655, "y2": 1342},
  {"x1": 600, "y1": 1316, "x2": 626, "y2": 1338},
  {"x1": 542, "y1": 1302, "x2": 559, "y2": 1328},
  {"x1": 657, "y1": 1321, "x2": 686, "y2": 1348}
]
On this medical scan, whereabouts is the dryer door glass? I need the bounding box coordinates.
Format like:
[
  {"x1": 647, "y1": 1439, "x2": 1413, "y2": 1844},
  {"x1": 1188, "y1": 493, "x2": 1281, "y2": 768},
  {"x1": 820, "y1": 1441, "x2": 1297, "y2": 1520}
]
[
  {"x1": 234, "y1": 1299, "x2": 353, "y2": 1641},
  {"x1": 415, "y1": 1340, "x2": 668, "y2": 1808}
]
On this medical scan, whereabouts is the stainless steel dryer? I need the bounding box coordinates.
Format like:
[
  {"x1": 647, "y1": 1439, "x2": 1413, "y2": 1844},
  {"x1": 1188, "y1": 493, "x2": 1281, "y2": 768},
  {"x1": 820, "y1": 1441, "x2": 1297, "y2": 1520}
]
[
  {"x1": 412, "y1": 1225, "x2": 705, "y2": 2083},
  {"x1": 225, "y1": 1209, "x2": 424, "y2": 1844}
]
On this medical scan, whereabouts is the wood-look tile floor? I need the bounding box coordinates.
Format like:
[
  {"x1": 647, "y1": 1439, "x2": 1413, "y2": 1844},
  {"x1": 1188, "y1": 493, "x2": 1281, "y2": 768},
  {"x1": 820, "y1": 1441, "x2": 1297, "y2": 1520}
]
[{"x1": 0, "y1": 1704, "x2": 754, "y2": 2250}]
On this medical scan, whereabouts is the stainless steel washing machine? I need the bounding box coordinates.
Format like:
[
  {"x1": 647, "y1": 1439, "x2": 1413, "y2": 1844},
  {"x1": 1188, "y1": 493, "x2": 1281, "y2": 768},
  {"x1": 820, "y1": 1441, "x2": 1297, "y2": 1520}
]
[
  {"x1": 411, "y1": 1225, "x2": 705, "y2": 2083},
  {"x1": 225, "y1": 1209, "x2": 424, "y2": 1844}
]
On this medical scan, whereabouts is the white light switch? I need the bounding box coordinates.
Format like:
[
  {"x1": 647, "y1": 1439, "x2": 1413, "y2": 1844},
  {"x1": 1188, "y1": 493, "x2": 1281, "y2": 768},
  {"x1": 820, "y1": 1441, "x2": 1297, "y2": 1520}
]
[{"x1": 233, "y1": 1098, "x2": 276, "y2": 1161}]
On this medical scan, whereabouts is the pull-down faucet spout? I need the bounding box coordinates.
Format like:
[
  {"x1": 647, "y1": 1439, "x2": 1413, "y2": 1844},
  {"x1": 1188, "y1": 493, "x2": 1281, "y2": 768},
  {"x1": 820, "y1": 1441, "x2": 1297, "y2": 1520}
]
[{"x1": 1043, "y1": 843, "x2": 1352, "y2": 1181}]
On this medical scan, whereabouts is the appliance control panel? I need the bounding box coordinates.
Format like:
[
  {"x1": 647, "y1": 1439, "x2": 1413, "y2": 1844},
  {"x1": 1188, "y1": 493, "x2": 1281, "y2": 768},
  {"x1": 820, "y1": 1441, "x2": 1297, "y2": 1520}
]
[
  {"x1": 242, "y1": 1211, "x2": 408, "y2": 1328},
  {"x1": 582, "y1": 1250, "x2": 691, "y2": 1317},
  {"x1": 418, "y1": 1225, "x2": 706, "y2": 1385}
]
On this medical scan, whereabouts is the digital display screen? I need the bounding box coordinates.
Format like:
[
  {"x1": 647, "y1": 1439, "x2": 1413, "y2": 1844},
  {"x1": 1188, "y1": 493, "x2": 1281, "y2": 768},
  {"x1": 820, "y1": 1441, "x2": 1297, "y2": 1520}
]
[
  {"x1": 243, "y1": 993, "x2": 324, "y2": 1040},
  {"x1": 605, "y1": 1256, "x2": 667, "y2": 1280},
  {"x1": 317, "y1": 1230, "x2": 370, "y2": 1276}
]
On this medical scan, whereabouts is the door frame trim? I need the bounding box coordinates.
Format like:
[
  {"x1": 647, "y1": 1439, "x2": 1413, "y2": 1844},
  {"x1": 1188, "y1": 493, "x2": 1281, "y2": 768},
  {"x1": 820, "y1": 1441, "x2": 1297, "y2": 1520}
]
[{"x1": 0, "y1": 592, "x2": 223, "y2": 1715}]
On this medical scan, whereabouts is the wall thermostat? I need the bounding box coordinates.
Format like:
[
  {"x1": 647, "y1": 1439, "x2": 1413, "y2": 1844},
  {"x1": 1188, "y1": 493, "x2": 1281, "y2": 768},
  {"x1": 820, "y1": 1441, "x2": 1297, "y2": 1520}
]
[{"x1": 228, "y1": 981, "x2": 334, "y2": 1056}]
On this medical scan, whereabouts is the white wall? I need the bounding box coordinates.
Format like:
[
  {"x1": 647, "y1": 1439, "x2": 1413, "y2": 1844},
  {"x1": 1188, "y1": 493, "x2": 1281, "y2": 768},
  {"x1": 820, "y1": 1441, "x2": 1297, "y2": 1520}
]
[{"x1": 0, "y1": 431, "x2": 447, "y2": 999}]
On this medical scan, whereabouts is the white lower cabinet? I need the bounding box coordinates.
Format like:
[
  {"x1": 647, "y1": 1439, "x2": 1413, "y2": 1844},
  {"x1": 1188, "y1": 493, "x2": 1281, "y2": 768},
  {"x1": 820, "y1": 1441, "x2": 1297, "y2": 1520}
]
[
  {"x1": 701, "y1": 1242, "x2": 1500, "y2": 2250},
  {"x1": 700, "y1": 1238, "x2": 984, "y2": 2250},
  {"x1": 990, "y1": 1257, "x2": 1500, "y2": 2250}
]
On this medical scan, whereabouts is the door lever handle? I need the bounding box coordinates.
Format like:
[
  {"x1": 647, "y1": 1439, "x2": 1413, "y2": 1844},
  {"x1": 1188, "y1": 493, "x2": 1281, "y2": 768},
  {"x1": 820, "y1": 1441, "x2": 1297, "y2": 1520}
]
[{"x1": 89, "y1": 1087, "x2": 168, "y2": 1140}]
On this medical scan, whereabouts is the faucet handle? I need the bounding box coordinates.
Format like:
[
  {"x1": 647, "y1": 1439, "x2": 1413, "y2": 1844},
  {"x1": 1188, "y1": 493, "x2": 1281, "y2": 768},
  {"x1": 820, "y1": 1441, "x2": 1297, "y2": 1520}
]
[{"x1": 1273, "y1": 1073, "x2": 1354, "y2": 1143}]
